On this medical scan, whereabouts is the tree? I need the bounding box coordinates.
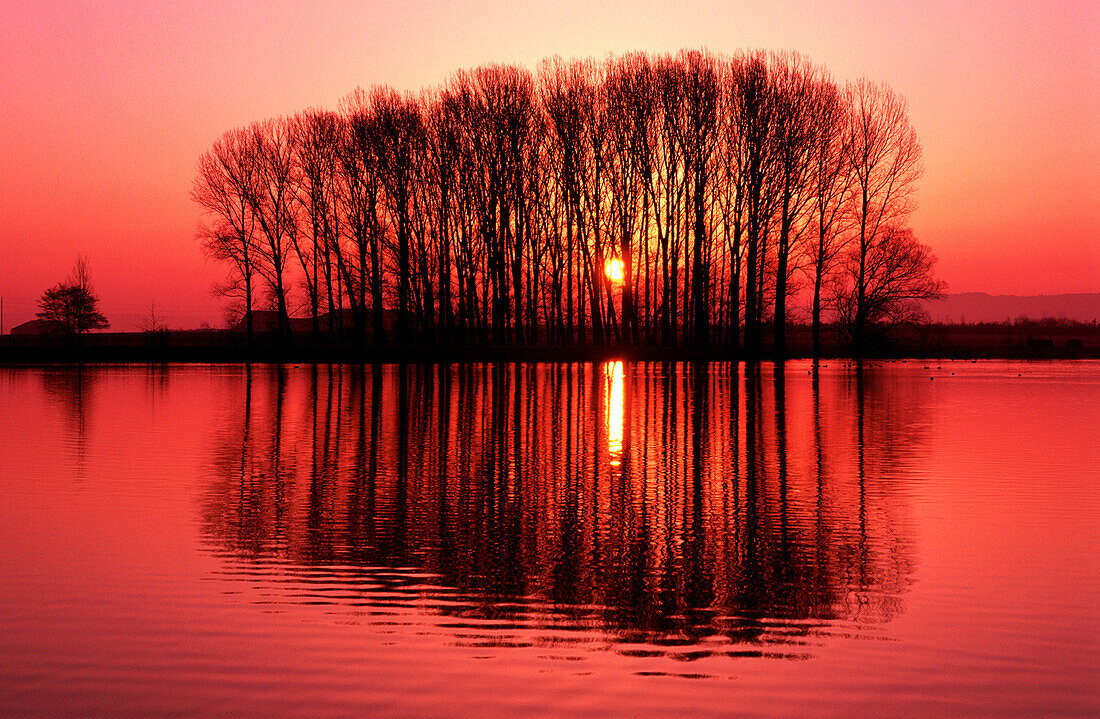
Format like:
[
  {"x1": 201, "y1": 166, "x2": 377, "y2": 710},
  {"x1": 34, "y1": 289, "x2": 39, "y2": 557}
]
[
  {"x1": 842, "y1": 80, "x2": 923, "y2": 352},
  {"x1": 732, "y1": 52, "x2": 779, "y2": 357},
  {"x1": 140, "y1": 300, "x2": 169, "y2": 334},
  {"x1": 37, "y1": 257, "x2": 109, "y2": 335},
  {"x1": 803, "y1": 75, "x2": 854, "y2": 357},
  {"x1": 339, "y1": 88, "x2": 386, "y2": 343},
  {"x1": 770, "y1": 53, "x2": 819, "y2": 357},
  {"x1": 193, "y1": 128, "x2": 259, "y2": 345},
  {"x1": 603, "y1": 53, "x2": 654, "y2": 345},
  {"x1": 289, "y1": 109, "x2": 343, "y2": 340},
  {"x1": 242, "y1": 118, "x2": 297, "y2": 341},
  {"x1": 830, "y1": 226, "x2": 944, "y2": 349},
  {"x1": 679, "y1": 50, "x2": 721, "y2": 346},
  {"x1": 367, "y1": 87, "x2": 423, "y2": 342}
]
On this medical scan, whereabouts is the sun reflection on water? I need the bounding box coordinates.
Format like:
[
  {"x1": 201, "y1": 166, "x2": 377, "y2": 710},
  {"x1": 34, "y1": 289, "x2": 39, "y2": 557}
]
[{"x1": 605, "y1": 361, "x2": 624, "y2": 466}]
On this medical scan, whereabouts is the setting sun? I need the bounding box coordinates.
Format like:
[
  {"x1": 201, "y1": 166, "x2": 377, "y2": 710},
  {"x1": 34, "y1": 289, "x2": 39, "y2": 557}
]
[{"x1": 604, "y1": 258, "x2": 623, "y2": 284}]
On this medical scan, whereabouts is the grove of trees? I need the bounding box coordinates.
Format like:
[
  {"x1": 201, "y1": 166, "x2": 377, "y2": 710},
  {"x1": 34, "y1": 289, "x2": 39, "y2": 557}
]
[{"x1": 194, "y1": 49, "x2": 943, "y2": 355}]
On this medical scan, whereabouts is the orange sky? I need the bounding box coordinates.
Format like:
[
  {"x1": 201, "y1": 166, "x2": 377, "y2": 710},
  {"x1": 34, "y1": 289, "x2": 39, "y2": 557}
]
[{"x1": 1, "y1": 0, "x2": 1096, "y2": 330}]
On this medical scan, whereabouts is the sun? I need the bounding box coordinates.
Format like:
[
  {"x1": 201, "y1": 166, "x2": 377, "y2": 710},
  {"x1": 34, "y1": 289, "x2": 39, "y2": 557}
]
[{"x1": 604, "y1": 258, "x2": 624, "y2": 284}]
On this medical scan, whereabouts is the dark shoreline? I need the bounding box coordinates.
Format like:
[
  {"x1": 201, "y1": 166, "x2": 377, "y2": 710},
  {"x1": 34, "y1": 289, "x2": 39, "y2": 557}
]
[
  {"x1": 5, "y1": 321, "x2": 1099, "y2": 364},
  {"x1": 1, "y1": 341, "x2": 1096, "y2": 365}
]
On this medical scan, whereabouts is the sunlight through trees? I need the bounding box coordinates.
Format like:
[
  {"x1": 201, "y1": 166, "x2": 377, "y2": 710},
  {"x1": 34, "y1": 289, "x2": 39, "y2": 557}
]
[{"x1": 194, "y1": 49, "x2": 942, "y2": 354}]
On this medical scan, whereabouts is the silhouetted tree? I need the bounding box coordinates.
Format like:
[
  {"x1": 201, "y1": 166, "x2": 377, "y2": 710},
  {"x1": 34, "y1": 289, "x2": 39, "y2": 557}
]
[
  {"x1": 540, "y1": 58, "x2": 597, "y2": 343},
  {"x1": 193, "y1": 128, "x2": 259, "y2": 344},
  {"x1": 804, "y1": 76, "x2": 853, "y2": 356},
  {"x1": 679, "y1": 50, "x2": 721, "y2": 346},
  {"x1": 290, "y1": 109, "x2": 343, "y2": 340},
  {"x1": 770, "y1": 53, "x2": 818, "y2": 357},
  {"x1": 603, "y1": 53, "x2": 655, "y2": 345},
  {"x1": 732, "y1": 52, "x2": 779, "y2": 357},
  {"x1": 842, "y1": 80, "x2": 923, "y2": 353},
  {"x1": 140, "y1": 301, "x2": 169, "y2": 334},
  {"x1": 339, "y1": 88, "x2": 387, "y2": 343},
  {"x1": 37, "y1": 257, "x2": 109, "y2": 335},
  {"x1": 368, "y1": 87, "x2": 423, "y2": 342},
  {"x1": 244, "y1": 118, "x2": 297, "y2": 340},
  {"x1": 831, "y1": 225, "x2": 944, "y2": 348}
]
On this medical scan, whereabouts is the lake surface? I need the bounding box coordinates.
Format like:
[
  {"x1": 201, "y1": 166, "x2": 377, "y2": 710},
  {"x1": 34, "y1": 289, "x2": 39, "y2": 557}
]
[{"x1": 0, "y1": 361, "x2": 1096, "y2": 717}]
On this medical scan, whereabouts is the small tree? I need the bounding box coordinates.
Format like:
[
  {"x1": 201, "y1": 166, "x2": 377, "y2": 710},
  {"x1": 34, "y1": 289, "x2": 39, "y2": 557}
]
[
  {"x1": 140, "y1": 301, "x2": 169, "y2": 334},
  {"x1": 37, "y1": 257, "x2": 109, "y2": 335}
]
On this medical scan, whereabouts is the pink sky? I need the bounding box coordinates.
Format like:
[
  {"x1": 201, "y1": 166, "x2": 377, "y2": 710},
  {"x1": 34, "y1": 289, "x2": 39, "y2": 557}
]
[{"x1": 1, "y1": 0, "x2": 1096, "y2": 330}]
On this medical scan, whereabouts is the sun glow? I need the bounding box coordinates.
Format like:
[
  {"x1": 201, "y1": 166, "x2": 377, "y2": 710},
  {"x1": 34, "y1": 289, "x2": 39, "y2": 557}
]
[{"x1": 604, "y1": 258, "x2": 624, "y2": 284}]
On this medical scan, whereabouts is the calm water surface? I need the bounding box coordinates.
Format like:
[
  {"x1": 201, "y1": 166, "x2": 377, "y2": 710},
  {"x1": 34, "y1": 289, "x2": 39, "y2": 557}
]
[{"x1": 0, "y1": 361, "x2": 1097, "y2": 717}]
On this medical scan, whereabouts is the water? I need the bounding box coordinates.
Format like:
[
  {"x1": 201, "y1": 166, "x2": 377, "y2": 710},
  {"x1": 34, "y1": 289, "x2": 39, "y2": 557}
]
[{"x1": 0, "y1": 361, "x2": 1096, "y2": 717}]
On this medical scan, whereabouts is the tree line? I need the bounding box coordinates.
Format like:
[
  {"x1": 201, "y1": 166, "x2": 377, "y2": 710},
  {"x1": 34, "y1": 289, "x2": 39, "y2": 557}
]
[{"x1": 193, "y1": 49, "x2": 943, "y2": 356}]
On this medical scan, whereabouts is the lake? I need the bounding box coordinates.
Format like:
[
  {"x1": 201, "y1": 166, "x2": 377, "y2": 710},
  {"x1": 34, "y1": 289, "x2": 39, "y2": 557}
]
[{"x1": 1, "y1": 361, "x2": 1097, "y2": 717}]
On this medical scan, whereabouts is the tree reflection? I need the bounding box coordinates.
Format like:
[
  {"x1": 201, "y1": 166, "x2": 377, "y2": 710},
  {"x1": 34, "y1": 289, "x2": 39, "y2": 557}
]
[
  {"x1": 202, "y1": 362, "x2": 920, "y2": 655},
  {"x1": 39, "y1": 366, "x2": 100, "y2": 481}
]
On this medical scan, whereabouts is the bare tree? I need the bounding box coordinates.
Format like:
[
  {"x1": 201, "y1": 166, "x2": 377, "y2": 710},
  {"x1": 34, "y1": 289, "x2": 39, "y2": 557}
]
[
  {"x1": 241, "y1": 118, "x2": 298, "y2": 340},
  {"x1": 677, "y1": 50, "x2": 721, "y2": 346},
  {"x1": 290, "y1": 109, "x2": 343, "y2": 340},
  {"x1": 713, "y1": 58, "x2": 747, "y2": 351},
  {"x1": 368, "y1": 87, "x2": 423, "y2": 342},
  {"x1": 193, "y1": 128, "x2": 258, "y2": 343},
  {"x1": 803, "y1": 76, "x2": 854, "y2": 356},
  {"x1": 141, "y1": 300, "x2": 169, "y2": 334},
  {"x1": 540, "y1": 58, "x2": 597, "y2": 343},
  {"x1": 654, "y1": 55, "x2": 688, "y2": 345},
  {"x1": 831, "y1": 226, "x2": 944, "y2": 349},
  {"x1": 731, "y1": 52, "x2": 779, "y2": 356},
  {"x1": 603, "y1": 53, "x2": 654, "y2": 345},
  {"x1": 423, "y1": 89, "x2": 462, "y2": 341},
  {"x1": 340, "y1": 88, "x2": 387, "y2": 343},
  {"x1": 769, "y1": 53, "x2": 819, "y2": 357},
  {"x1": 842, "y1": 80, "x2": 923, "y2": 352},
  {"x1": 447, "y1": 72, "x2": 490, "y2": 341}
]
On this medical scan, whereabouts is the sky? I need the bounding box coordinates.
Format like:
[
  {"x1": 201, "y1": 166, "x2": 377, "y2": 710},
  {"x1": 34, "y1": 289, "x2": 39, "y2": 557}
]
[{"x1": 1, "y1": 0, "x2": 1097, "y2": 330}]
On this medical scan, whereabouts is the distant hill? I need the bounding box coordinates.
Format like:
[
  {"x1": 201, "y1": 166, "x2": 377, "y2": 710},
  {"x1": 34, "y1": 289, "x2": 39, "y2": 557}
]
[{"x1": 924, "y1": 293, "x2": 1100, "y2": 324}]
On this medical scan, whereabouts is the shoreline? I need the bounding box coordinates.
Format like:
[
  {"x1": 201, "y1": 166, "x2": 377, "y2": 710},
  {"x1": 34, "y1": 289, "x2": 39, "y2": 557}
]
[{"x1": 1, "y1": 341, "x2": 1096, "y2": 365}]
